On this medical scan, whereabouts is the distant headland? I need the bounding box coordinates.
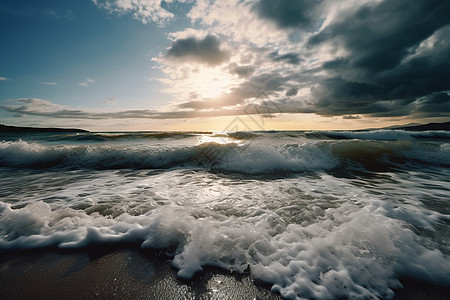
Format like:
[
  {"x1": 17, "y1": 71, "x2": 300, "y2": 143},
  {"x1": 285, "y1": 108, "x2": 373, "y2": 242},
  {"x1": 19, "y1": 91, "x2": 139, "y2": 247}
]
[
  {"x1": 0, "y1": 124, "x2": 89, "y2": 133},
  {"x1": 387, "y1": 122, "x2": 450, "y2": 131}
]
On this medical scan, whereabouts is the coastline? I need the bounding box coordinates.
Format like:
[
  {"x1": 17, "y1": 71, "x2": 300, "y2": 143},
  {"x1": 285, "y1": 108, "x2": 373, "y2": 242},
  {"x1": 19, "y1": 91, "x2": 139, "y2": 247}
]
[
  {"x1": 1, "y1": 247, "x2": 448, "y2": 300},
  {"x1": 0, "y1": 124, "x2": 88, "y2": 133}
]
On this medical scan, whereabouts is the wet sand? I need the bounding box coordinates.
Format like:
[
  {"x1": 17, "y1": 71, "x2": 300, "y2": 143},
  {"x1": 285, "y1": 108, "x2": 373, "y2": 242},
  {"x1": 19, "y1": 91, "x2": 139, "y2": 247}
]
[
  {"x1": 0, "y1": 246, "x2": 282, "y2": 300},
  {"x1": 0, "y1": 247, "x2": 448, "y2": 299}
]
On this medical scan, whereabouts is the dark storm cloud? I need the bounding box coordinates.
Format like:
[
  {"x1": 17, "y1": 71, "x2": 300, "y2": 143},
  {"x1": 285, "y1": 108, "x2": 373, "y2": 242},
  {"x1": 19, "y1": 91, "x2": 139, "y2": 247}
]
[
  {"x1": 269, "y1": 51, "x2": 302, "y2": 65},
  {"x1": 300, "y1": 0, "x2": 450, "y2": 118},
  {"x1": 309, "y1": 0, "x2": 450, "y2": 72},
  {"x1": 236, "y1": 73, "x2": 290, "y2": 97},
  {"x1": 228, "y1": 63, "x2": 255, "y2": 78},
  {"x1": 285, "y1": 87, "x2": 298, "y2": 97},
  {"x1": 254, "y1": 0, "x2": 323, "y2": 30},
  {"x1": 307, "y1": 77, "x2": 420, "y2": 117},
  {"x1": 307, "y1": 26, "x2": 450, "y2": 117},
  {"x1": 379, "y1": 26, "x2": 450, "y2": 99},
  {"x1": 166, "y1": 35, "x2": 230, "y2": 66},
  {"x1": 415, "y1": 92, "x2": 450, "y2": 115},
  {"x1": 342, "y1": 115, "x2": 361, "y2": 120},
  {"x1": 228, "y1": 0, "x2": 450, "y2": 119}
]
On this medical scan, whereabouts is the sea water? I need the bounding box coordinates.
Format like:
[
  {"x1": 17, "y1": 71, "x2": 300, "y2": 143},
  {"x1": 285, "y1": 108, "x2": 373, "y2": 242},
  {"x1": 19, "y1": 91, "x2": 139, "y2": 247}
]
[{"x1": 1, "y1": 130, "x2": 449, "y2": 299}]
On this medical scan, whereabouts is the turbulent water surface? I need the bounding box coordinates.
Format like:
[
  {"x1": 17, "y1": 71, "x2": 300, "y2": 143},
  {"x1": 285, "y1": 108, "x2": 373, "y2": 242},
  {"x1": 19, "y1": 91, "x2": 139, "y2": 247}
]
[{"x1": 1, "y1": 130, "x2": 449, "y2": 299}]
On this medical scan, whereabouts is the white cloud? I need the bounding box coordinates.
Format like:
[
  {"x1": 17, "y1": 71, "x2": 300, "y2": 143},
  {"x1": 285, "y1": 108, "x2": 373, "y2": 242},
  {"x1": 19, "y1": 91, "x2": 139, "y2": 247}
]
[
  {"x1": 188, "y1": 0, "x2": 286, "y2": 46},
  {"x1": 103, "y1": 97, "x2": 118, "y2": 105},
  {"x1": 0, "y1": 77, "x2": 9, "y2": 81},
  {"x1": 2, "y1": 98, "x2": 66, "y2": 113},
  {"x1": 92, "y1": 0, "x2": 192, "y2": 26},
  {"x1": 78, "y1": 77, "x2": 96, "y2": 86},
  {"x1": 41, "y1": 82, "x2": 58, "y2": 86}
]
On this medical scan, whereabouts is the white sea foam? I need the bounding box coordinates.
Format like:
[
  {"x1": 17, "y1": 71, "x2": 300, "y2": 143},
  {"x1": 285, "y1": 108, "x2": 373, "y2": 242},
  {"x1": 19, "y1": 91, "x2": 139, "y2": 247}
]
[
  {"x1": 213, "y1": 142, "x2": 338, "y2": 173},
  {"x1": 1, "y1": 173, "x2": 449, "y2": 300},
  {"x1": 0, "y1": 199, "x2": 448, "y2": 299}
]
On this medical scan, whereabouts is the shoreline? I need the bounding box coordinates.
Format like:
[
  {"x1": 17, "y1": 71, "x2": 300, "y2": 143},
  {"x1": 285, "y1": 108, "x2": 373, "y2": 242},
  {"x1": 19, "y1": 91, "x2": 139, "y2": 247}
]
[
  {"x1": 1, "y1": 247, "x2": 449, "y2": 300},
  {"x1": 0, "y1": 246, "x2": 282, "y2": 300}
]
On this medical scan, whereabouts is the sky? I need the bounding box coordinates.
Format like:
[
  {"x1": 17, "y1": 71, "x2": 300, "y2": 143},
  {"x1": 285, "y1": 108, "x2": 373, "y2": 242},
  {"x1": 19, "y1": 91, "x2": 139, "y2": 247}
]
[{"x1": 1, "y1": 0, "x2": 449, "y2": 131}]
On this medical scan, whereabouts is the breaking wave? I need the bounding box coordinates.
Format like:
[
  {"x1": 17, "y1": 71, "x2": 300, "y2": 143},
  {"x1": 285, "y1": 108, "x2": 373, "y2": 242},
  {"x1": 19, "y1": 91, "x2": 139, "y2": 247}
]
[
  {"x1": 0, "y1": 140, "x2": 335, "y2": 172},
  {"x1": 1, "y1": 139, "x2": 448, "y2": 173}
]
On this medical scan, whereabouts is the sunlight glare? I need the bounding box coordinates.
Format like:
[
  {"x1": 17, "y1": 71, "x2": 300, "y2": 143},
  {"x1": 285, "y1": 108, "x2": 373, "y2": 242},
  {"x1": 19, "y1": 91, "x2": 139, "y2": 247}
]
[
  {"x1": 163, "y1": 66, "x2": 240, "y2": 102},
  {"x1": 204, "y1": 80, "x2": 226, "y2": 98}
]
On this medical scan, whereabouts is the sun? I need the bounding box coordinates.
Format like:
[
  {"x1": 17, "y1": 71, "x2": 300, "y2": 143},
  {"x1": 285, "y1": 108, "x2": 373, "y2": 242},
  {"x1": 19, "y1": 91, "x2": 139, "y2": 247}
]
[
  {"x1": 161, "y1": 65, "x2": 240, "y2": 103},
  {"x1": 203, "y1": 79, "x2": 227, "y2": 98},
  {"x1": 187, "y1": 67, "x2": 237, "y2": 100}
]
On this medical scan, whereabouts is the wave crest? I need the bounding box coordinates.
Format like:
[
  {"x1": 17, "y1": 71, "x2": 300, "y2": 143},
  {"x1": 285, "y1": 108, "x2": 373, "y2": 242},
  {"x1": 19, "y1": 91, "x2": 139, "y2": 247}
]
[
  {"x1": 0, "y1": 140, "x2": 337, "y2": 173},
  {"x1": 1, "y1": 139, "x2": 448, "y2": 173}
]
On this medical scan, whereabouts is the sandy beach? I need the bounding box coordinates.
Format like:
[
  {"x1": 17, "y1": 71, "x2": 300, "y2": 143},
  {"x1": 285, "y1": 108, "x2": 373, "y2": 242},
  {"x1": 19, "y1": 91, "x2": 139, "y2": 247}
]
[
  {"x1": 1, "y1": 247, "x2": 448, "y2": 300},
  {"x1": 0, "y1": 247, "x2": 283, "y2": 299}
]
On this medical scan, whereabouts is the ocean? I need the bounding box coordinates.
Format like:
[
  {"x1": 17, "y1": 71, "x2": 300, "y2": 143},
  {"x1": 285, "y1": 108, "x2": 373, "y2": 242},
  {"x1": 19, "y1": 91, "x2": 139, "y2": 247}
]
[{"x1": 1, "y1": 129, "x2": 449, "y2": 299}]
